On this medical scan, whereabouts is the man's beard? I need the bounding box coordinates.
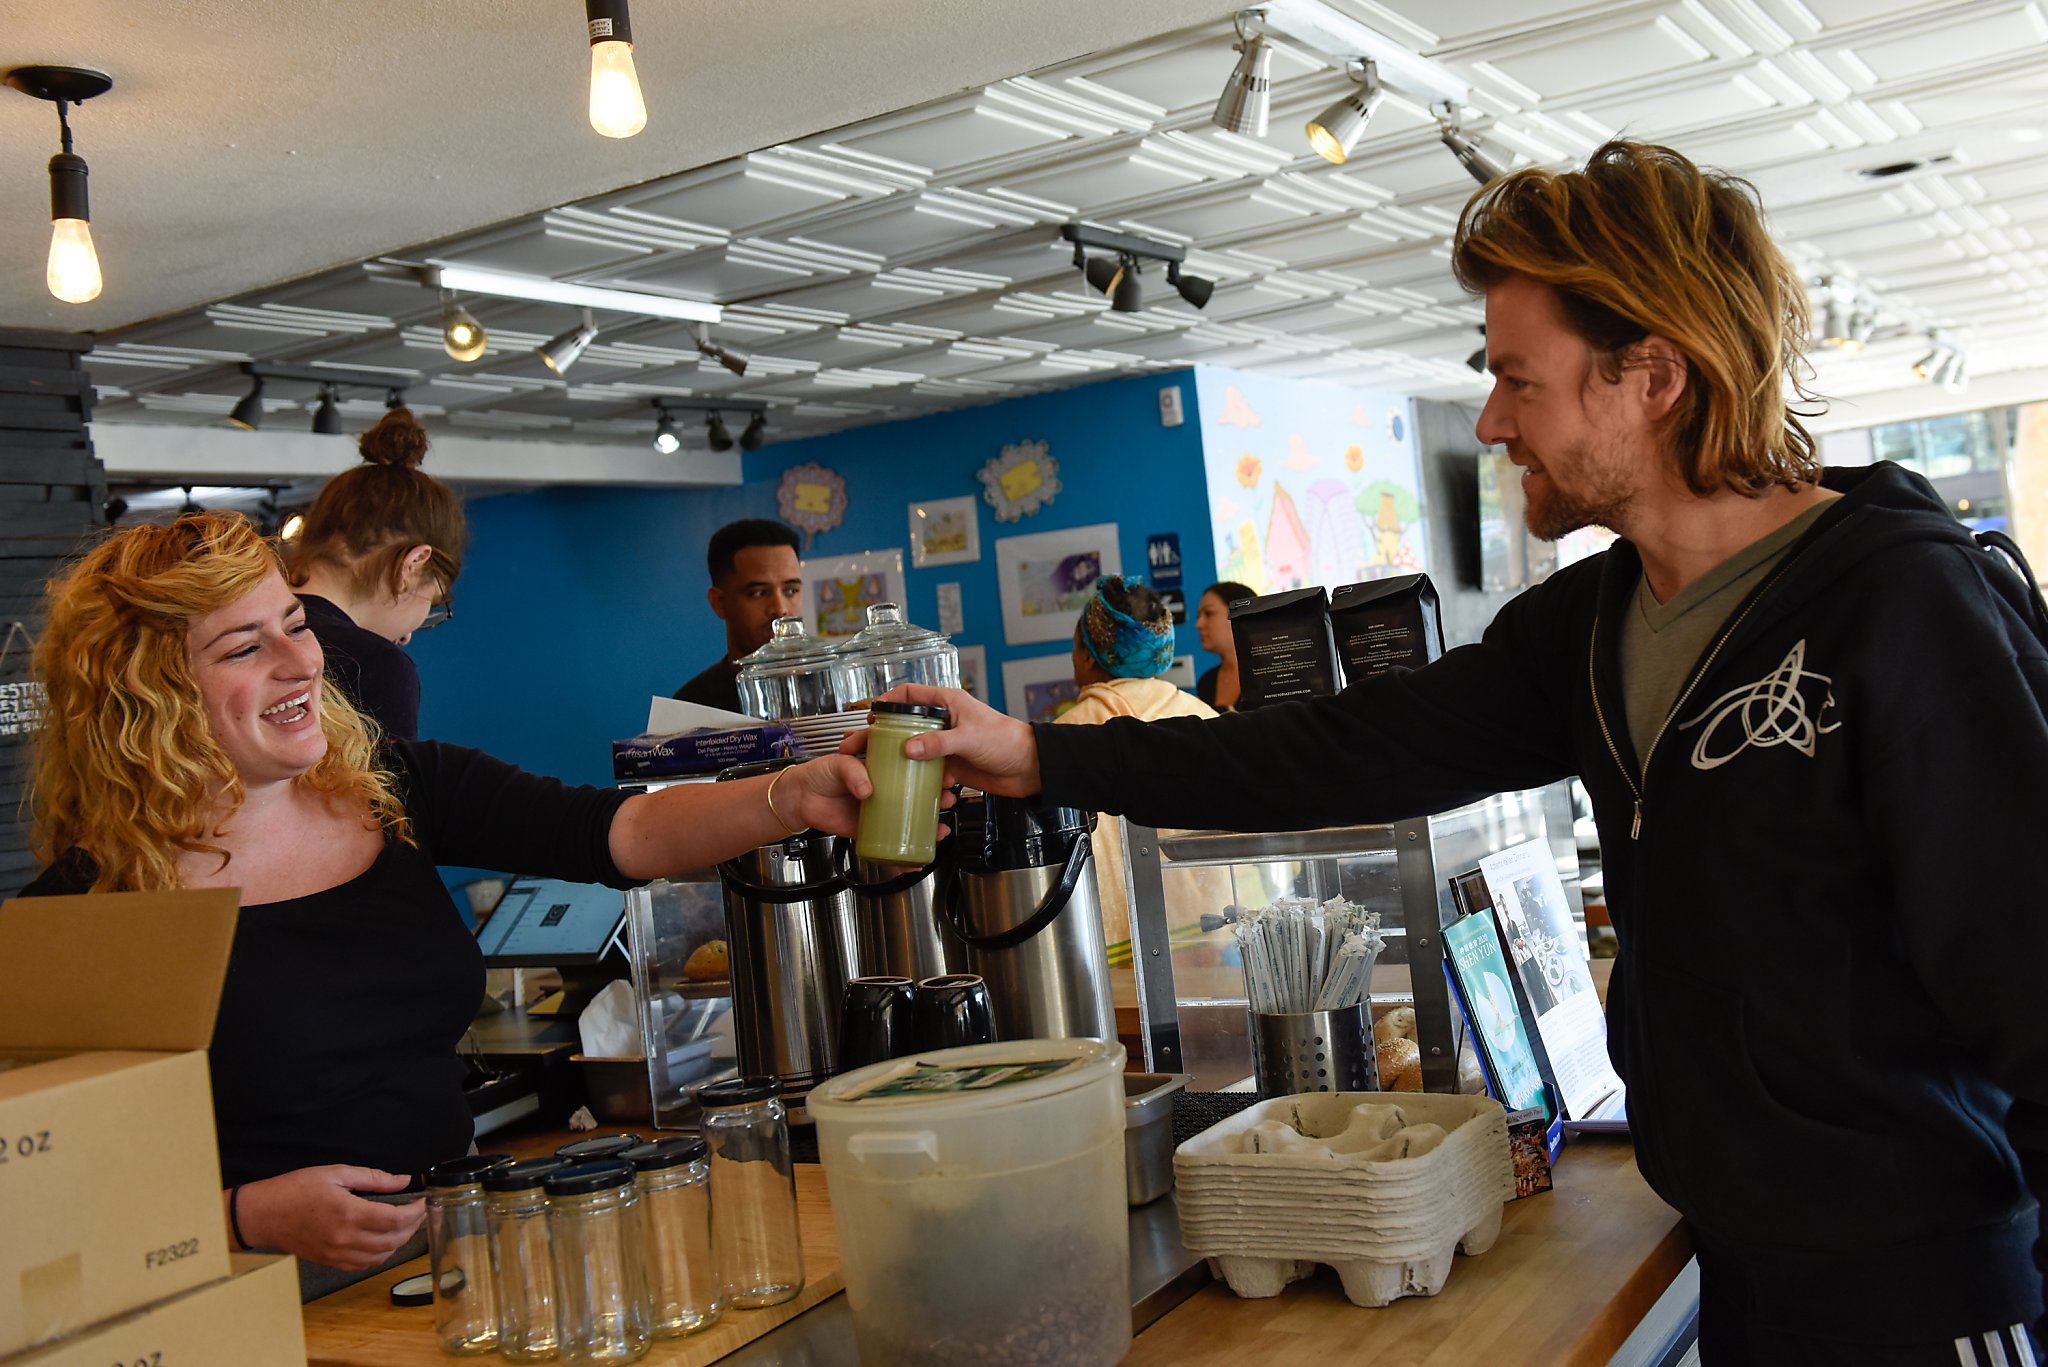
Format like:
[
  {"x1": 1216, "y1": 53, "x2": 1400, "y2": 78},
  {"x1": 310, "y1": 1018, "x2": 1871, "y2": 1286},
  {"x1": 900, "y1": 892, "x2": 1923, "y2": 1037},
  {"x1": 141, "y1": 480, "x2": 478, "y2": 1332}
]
[{"x1": 1524, "y1": 437, "x2": 1636, "y2": 542}]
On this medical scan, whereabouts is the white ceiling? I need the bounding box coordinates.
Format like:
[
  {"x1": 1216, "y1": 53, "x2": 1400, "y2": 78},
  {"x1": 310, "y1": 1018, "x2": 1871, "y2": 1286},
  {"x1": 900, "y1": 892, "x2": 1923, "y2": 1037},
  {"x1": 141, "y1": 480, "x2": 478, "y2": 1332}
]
[{"x1": 44, "y1": 0, "x2": 2048, "y2": 465}]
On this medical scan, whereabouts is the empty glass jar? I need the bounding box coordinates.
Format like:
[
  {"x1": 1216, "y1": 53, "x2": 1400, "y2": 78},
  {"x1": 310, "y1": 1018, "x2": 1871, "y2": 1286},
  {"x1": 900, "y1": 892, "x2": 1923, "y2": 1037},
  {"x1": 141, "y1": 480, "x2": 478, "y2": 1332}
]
[
  {"x1": 622, "y1": 1138, "x2": 723, "y2": 1337},
  {"x1": 425, "y1": 1153, "x2": 513, "y2": 1355},
  {"x1": 698, "y1": 1077, "x2": 805, "y2": 1307},
  {"x1": 485, "y1": 1158, "x2": 570, "y2": 1363},
  {"x1": 545, "y1": 1160, "x2": 651, "y2": 1366}
]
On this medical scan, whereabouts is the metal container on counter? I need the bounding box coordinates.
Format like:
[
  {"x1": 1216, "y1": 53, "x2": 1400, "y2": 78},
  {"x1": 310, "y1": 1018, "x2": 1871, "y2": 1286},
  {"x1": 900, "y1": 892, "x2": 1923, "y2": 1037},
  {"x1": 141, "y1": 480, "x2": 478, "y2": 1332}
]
[
  {"x1": 714, "y1": 758, "x2": 860, "y2": 1109},
  {"x1": 945, "y1": 792, "x2": 1116, "y2": 1044}
]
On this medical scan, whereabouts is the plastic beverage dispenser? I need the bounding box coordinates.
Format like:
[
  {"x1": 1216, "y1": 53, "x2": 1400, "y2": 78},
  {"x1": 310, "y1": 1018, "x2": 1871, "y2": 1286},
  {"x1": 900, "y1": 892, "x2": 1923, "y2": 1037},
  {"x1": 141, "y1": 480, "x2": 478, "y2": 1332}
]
[{"x1": 834, "y1": 604, "x2": 963, "y2": 982}]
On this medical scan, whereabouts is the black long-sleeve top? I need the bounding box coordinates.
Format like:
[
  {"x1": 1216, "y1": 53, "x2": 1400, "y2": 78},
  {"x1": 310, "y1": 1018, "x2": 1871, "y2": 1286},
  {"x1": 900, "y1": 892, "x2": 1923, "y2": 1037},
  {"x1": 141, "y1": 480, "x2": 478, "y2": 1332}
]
[
  {"x1": 299, "y1": 594, "x2": 421, "y2": 741},
  {"x1": 21, "y1": 740, "x2": 635, "y2": 1188}
]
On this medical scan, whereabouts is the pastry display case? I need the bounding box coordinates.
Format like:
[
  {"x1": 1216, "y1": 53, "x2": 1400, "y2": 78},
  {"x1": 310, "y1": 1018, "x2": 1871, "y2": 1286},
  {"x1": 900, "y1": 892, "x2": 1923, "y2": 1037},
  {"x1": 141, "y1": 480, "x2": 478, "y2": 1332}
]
[{"x1": 1115, "y1": 782, "x2": 1585, "y2": 1093}]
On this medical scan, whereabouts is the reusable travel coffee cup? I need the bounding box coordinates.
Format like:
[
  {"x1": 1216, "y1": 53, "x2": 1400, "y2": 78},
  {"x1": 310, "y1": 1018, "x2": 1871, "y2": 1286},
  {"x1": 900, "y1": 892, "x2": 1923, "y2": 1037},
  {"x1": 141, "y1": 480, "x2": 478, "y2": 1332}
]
[
  {"x1": 912, "y1": 972, "x2": 996, "y2": 1051},
  {"x1": 854, "y1": 702, "x2": 949, "y2": 865},
  {"x1": 836, "y1": 975, "x2": 916, "y2": 1073}
]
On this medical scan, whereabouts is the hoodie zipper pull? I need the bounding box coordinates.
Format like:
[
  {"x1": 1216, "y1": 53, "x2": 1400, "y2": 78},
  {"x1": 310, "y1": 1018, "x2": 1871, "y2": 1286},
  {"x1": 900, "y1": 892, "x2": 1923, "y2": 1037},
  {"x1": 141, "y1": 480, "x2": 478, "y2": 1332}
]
[{"x1": 1631, "y1": 800, "x2": 1642, "y2": 841}]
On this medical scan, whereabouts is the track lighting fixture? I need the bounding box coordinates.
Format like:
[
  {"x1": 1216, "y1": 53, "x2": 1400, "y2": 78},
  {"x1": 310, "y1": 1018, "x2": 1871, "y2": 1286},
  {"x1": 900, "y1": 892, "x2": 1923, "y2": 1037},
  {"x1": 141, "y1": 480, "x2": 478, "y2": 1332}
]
[
  {"x1": 652, "y1": 401, "x2": 681, "y2": 454},
  {"x1": 1306, "y1": 60, "x2": 1383, "y2": 166},
  {"x1": 1212, "y1": 13, "x2": 1273, "y2": 137},
  {"x1": 695, "y1": 325, "x2": 749, "y2": 377},
  {"x1": 441, "y1": 291, "x2": 487, "y2": 362},
  {"x1": 1912, "y1": 337, "x2": 1961, "y2": 385},
  {"x1": 228, "y1": 377, "x2": 267, "y2": 431},
  {"x1": 538, "y1": 309, "x2": 600, "y2": 376},
  {"x1": 179, "y1": 487, "x2": 202, "y2": 516},
  {"x1": 705, "y1": 412, "x2": 735, "y2": 452},
  {"x1": 585, "y1": 0, "x2": 648, "y2": 139},
  {"x1": 102, "y1": 495, "x2": 127, "y2": 524},
  {"x1": 1166, "y1": 260, "x2": 1214, "y2": 309},
  {"x1": 1436, "y1": 105, "x2": 1508, "y2": 186},
  {"x1": 385, "y1": 387, "x2": 408, "y2": 409},
  {"x1": 1466, "y1": 325, "x2": 1488, "y2": 373},
  {"x1": 740, "y1": 411, "x2": 768, "y2": 452},
  {"x1": 5, "y1": 65, "x2": 114, "y2": 304},
  {"x1": 1818, "y1": 289, "x2": 1858, "y2": 351},
  {"x1": 281, "y1": 513, "x2": 305, "y2": 541},
  {"x1": 1062, "y1": 223, "x2": 1213, "y2": 316},
  {"x1": 311, "y1": 385, "x2": 343, "y2": 435},
  {"x1": 388, "y1": 264, "x2": 721, "y2": 326}
]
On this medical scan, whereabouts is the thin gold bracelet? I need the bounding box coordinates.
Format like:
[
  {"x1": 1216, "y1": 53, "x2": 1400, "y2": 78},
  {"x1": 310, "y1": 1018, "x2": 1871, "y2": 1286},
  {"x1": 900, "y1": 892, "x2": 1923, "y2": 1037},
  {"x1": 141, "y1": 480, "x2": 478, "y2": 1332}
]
[{"x1": 765, "y1": 767, "x2": 805, "y2": 836}]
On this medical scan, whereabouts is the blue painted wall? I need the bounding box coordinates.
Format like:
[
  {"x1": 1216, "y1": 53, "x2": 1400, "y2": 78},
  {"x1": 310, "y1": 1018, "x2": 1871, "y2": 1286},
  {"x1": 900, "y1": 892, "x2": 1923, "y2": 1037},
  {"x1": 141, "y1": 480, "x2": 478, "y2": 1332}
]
[{"x1": 410, "y1": 368, "x2": 1214, "y2": 789}]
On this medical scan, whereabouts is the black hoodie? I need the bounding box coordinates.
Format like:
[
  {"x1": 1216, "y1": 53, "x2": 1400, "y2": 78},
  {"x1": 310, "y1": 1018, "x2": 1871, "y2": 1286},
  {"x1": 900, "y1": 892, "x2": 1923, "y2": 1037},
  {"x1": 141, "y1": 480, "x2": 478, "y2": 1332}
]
[{"x1": 1037, "y1": 461, "x2": 2048, "y2": 1342}]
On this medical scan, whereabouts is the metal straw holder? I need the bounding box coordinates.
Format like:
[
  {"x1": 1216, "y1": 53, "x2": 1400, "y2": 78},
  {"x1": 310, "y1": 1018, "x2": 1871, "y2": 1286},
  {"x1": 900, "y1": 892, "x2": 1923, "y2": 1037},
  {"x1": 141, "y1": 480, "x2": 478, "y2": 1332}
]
[{"x1": 1250, "y1": 1005, "x2": 1378, "y2": 1097}]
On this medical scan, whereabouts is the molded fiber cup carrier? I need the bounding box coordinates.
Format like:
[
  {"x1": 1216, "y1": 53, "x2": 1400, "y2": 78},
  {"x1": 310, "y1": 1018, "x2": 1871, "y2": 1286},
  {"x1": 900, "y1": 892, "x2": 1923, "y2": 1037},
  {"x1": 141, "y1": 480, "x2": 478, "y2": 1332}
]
[{"x1": 807, "y1": 1037, "x2": 1131, "y2": 1367}]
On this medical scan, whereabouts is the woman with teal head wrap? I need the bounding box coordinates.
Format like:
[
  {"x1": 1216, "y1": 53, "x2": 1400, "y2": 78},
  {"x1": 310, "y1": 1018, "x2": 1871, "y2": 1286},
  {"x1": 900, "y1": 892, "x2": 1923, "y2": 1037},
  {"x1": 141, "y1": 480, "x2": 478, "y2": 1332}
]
[{"x1": 1063, "y1": 576, "x2": 1215, "y2": 725}]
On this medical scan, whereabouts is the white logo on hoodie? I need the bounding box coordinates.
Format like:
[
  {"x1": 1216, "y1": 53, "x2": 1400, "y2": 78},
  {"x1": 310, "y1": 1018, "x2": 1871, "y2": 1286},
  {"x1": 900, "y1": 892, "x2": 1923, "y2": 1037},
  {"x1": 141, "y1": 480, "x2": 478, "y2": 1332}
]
[{"x1": 1679, "y1": 639, "x2": 1840, "y2": 771}]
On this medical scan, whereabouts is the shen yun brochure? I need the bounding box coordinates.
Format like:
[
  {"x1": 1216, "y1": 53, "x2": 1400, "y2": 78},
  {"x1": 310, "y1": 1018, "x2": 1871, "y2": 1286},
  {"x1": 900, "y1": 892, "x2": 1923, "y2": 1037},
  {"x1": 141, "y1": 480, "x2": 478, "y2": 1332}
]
[{"x1": 1478, "y1": 838, "x2": 1627, "y2": 1129}]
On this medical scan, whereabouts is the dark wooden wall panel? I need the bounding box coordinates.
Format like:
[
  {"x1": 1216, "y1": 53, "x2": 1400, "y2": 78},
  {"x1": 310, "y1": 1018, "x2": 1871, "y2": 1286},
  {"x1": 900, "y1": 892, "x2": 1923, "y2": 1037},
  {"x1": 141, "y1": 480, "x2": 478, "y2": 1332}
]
[{"x1": 0, "y1": 327, "x2": 105, "y2": 899}]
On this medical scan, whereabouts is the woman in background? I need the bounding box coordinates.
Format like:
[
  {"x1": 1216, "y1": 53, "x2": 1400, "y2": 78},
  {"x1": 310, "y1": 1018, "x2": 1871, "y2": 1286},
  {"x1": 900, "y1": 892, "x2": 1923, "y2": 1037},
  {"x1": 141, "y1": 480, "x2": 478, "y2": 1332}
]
[
  {"x1": 1193, "y1": 580, "x2": 1253, "y2": 712},
  {"x1": 284, "y1": 406, "x2": 461, "y2": 739},
  {"x1": 24, "y1": 512, "x2": 870, "y2": 1298}
]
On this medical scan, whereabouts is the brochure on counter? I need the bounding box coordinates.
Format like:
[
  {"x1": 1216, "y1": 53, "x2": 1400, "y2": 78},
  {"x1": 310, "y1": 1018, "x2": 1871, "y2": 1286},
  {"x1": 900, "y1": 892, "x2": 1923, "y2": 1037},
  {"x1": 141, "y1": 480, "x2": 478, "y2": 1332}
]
[{"x1": 1475, "y1": 838, "x2": 1628, "y2": 1130}]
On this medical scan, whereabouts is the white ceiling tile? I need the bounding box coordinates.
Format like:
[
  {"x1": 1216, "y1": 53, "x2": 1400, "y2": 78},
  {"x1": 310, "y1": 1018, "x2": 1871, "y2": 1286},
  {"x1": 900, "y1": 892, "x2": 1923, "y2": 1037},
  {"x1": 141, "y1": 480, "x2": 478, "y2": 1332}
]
[
  {"x1": 829, "y1": 103, "x2": 1078, "y2": 175},
  {"x1": 989, "y1": 152, "x2": 1218, "y2": 215},
  {"x1": 611, "y1": 166, "x2": 865, "y2": 234},
  {"x1": 1835, "y1": 6, "x2": 2048, "y2": 85},
  {"x1": 1479, "y1": 15, "x2": 1719, "y2": 101},
  {"x1": 1577, "y1": 72, "x2": 1784, "y2": 137}
]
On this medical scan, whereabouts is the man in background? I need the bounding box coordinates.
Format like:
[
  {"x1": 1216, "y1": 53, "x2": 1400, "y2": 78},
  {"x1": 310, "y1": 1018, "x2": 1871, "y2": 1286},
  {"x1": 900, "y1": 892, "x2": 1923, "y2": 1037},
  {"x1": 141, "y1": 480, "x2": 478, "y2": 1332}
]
[{"x1": 673, "y1": 518, "x2": 802, "y2": 712}]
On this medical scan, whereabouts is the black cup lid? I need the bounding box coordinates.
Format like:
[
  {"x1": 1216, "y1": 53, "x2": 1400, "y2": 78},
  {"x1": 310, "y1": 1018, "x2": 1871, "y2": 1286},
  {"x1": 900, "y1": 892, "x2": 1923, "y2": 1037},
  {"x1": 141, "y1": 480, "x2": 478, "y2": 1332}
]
[
  {"x1": 483, "y1": 1157, "x2": 571, "y2": 1193},
  {"x1": 554, "y1": 1133, "x2": 644, "y2": 1161},
  {"x1": 620, "y1": 1137, "x2": 709, "y2": 1171},
  {"x1": 424, "y1": 1153, "x2": 514, "y2": 1189},
  {"x1": 544, "y1": 1158, "x2": 636, "y2": 1196},
  {"x1": 870, "y1": 700, "x2": 949, "y2": 722},
  {"x1": 696, "y1": 1076, "x2": 781, "y2": 1108}
]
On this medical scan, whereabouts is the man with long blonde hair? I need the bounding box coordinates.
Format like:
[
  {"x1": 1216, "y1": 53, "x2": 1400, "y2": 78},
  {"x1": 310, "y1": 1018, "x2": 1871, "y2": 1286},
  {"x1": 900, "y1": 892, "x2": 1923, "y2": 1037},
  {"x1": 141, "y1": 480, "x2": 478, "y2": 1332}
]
[{"x1": 868, "y1": 141, "x2": 2048, "y2": 1363}]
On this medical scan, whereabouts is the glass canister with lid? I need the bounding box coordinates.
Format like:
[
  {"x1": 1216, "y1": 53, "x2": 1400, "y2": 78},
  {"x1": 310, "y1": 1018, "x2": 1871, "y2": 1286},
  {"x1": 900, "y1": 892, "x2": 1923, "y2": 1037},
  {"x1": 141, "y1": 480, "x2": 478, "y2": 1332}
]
[
  {"x1": 486, "y1": 1157, "x2": 572, "y2": 1363},
  {"x1": 545, "y1": 1160, "x2": 651, "y2": 1366},
  {"x1": 831, "y1": 603, "x2": 959, "y2": 710},
  {"x1": 425, "y1": 1152, "x2": 514, "y2": 1355},
  {"x1": 736, "y1": 616, "x2": 848, "y2": 721},
  {"x1": 698, "y1": 1076, "x2": 805, "y2": 1308},
  {"x1": 621, "y1": 1137, "x2": 722, "y2": 1337}
]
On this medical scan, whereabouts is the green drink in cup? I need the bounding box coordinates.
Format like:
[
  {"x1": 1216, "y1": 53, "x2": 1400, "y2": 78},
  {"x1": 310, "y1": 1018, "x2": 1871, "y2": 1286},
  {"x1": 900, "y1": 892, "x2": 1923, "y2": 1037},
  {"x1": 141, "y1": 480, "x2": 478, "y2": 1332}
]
[{"x1": 855, "y1": 702, "x2": 950, "y2": 865}]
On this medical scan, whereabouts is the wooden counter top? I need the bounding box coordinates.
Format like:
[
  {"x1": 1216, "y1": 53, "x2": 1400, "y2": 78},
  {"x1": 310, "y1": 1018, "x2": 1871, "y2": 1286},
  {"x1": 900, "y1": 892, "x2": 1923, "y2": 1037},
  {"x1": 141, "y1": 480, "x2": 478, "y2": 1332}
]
[
  {"x1": 300, "y1": 1127, "x2": 1686, "y2": 1367},
  {"x1": 1124, "y1": 1136, "x2": 1687, "y2": 1367}
]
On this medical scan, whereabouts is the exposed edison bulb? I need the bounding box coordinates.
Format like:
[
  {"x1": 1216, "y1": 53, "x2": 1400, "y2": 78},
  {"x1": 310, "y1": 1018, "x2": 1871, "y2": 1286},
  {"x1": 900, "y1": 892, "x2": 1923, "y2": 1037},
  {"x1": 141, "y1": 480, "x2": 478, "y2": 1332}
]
[
  {"x1": 47, "y1": 218, "x2": 102, "y2": 304},
  {"x1": 588, "y1": 41, "x2": 647, "y2": 138},
  {"x1": 280, "y1": 514, "x2": 306, "y2": 542}
]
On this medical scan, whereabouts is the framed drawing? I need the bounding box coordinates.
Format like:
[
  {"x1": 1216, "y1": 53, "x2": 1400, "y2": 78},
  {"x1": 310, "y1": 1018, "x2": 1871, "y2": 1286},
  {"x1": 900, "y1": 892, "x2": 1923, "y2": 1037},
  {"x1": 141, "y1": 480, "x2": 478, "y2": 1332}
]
[
  {"x1": 994, "y1": 521, "x2": 1122, "y2": 646},
  {"x1": 1000, "y1": 652, "x2": 1081, "y2": 723},
  {"x1": 908, "y1": 495, "x2": 981, "y2": 568},
  {"x1": 798, "y1": 549, "x2": 906, "y2": 640},
  {"x1": 955, "y1": 645, "x2": 987, "y2": 703}
]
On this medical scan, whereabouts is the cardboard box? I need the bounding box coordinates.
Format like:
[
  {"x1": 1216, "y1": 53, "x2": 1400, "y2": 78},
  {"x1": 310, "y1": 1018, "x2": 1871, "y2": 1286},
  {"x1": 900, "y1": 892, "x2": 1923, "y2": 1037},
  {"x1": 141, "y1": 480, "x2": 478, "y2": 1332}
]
[
  {"x1": 0, "y1": 890, "x2": 239, "y2": 1358},
  {"x1": 3, "y1": 1254, "x2": 305, "y2": 1366}
]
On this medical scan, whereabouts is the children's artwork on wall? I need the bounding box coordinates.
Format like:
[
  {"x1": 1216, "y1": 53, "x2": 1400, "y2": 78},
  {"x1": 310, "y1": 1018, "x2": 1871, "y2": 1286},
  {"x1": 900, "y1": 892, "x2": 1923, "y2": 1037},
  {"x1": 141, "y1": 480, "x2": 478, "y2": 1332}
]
[
  {"x1": 956, "y1": 645, "x2": 987, "y2": 703},
  {"x1": 908, "y1": 494, "x2": 981, "y2": 567},
  {"x1": 994, "y1": 521, "x2": 1121, "y2": 645},
  {"x1": 778, "y1": 463, "x2": 849, "y2": 548},
  {"x1": 1001, "y1": 652, "x2": 1081, "y2": 723},
  {"x1": 1196, "y1": 368, "x2": 1428, "y2": 599},
  {"x1": 978, "y1": 439, "x2": 1060, "y2": 521},
  {"x1": 798, "y1": 549, "x2": 905, "y2": 639}
]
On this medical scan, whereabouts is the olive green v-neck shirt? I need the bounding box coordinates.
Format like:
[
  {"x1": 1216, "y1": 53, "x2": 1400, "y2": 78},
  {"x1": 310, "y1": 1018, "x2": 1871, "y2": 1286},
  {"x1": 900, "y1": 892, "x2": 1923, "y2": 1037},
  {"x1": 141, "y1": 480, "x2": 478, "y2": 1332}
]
[{"x1": 1619, "y1": 498, "x2": 1835, "y2": 769}]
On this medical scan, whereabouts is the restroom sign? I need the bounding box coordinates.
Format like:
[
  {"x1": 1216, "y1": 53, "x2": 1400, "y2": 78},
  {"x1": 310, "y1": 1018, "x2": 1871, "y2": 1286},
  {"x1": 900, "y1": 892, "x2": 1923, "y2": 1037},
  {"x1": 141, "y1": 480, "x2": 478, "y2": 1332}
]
[{"x1": 1146, "y1": 533, "x2": 1183, "y2": 590}]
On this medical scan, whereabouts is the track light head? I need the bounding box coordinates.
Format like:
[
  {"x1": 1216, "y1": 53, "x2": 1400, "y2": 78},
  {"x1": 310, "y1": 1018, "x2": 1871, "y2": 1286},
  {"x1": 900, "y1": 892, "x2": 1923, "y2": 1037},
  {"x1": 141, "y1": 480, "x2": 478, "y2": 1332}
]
[
  {"x1": 538, "y1": 308, "x2": 599, "y2": 376},
  {"x1": 1084, "y1": 255, "x2": 1123, "y2": 297},
  {"x1": 227, "y1": 377, "x2": 266, "y2": 430},
  {"x1": 1306, "y1": 61, "x2": 1382, "y2": 166},
  {"x1": 1436, "y1": 107, "x2": 1509, "y2": 186},
  {"x1": 1165, "y1": 260, "x2": 1214, "y2": 310},
  {"x1": 1819, "y1": 295, "x2": 1856, "y2": 351},
  {"x1": 1912, "y1": 337, "x2": 1955, "y2": 382},
  {"x1": 652, "y1": 403, "x2": 681, "y2": 454},
  {"x1": 1111, "y1": 258, "x2": 1143, "y2": 314},
  {"x1": 739, "y1": 410, "x2": 768, "y2": 452},
  {"x1": 705, "y1": 412, "x2": 735, "y2": 452},
  {"x1": 440, "y1": 290, "x2": 487, "y2": 362},
  {"x1": 385, "y1": 387, "x2": 407, "y2": 409},
  {"x1": 1466, "y1": 325, "x2": 1489, "y2": 373},
  {"x1": 693, "y1": 325, "x2": 749, "y2": 377},
  {"x1": 1212, "y1": 19, "x2": 1273, "y2": 137},
  {"x1": 311, "y1": 384, "x2": 343, "y2": 435}
]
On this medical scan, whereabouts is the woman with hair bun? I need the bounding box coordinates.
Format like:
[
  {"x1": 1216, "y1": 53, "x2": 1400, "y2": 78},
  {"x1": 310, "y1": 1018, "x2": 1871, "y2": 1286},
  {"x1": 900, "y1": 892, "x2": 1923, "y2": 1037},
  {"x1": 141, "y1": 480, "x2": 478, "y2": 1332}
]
[{"x1": 283, "y1": 406, "x2": 462, "y2": 739}]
